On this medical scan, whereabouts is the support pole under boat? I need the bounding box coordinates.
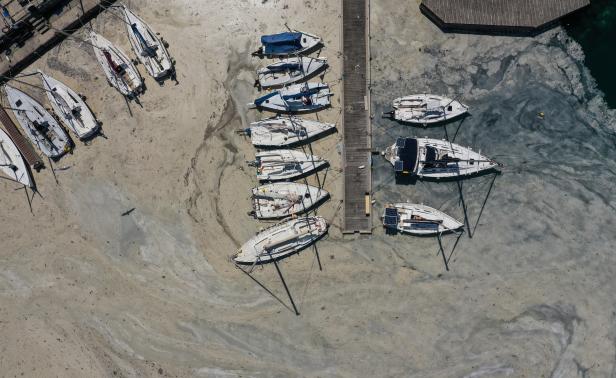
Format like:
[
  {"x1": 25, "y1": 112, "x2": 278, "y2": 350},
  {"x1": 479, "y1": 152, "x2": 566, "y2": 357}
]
[{"x1": 267, "y1": 250, "x2": 299, "y2": 316}]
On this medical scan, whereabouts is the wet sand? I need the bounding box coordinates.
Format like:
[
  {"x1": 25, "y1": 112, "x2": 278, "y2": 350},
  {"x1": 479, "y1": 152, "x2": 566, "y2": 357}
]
[{"x1": 1, "y1": 0, "x2": 616, "y2": 376}]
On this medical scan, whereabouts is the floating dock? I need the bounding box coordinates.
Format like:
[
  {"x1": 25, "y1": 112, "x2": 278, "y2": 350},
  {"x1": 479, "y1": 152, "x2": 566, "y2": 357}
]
[
  {"x1": 421, "y1": 0, "x2": 590, "y2": 35},
  {"x1": 341, "y1": 0, "x2": 371, "y2": 234}
]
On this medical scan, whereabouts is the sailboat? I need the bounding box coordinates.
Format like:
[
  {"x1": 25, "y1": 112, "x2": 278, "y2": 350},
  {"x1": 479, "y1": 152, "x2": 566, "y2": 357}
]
[
  {"x1": 385, "y1": 94, "x2": 468, "y2": 125},
  {"x1": 121, "y1": 4, "x2": 173, "y2": 80},
  {"x1": 39, "y1": 70, "x2": 100, "y2": 140},
  {"x1": 257, "y1": 57, "x2": 328, "y2": 88},
  {"x1": 244, "y1": 116, "x2": 335, "y2": 147},
  {"x1": 248, "y1": 82, "x2": 332, "y2": 113},
  {"x1": 233, "y1": 216, "x2": 328, "y2": 264},
  {"x1": 0, "y1": 127, "x2": 33, "y2": 187},
  {"x1": 249, "y1": 149, "x2": 327, "y2": 181},
  {"x1": 90, "y1": 31, "x2": 143, "y2": 97},
  {"x1": 4, "y1": 85, "x2": 72, "y2": 159},
  {"x1": 383, "y1": 137, "x2": 498, "y2": 179},
  {"x1": 382, "y1": 203, "x2": 463, "y2": 235},
  {"x1": 251, "y1": 182, "x2": 329, "y2": 219}
]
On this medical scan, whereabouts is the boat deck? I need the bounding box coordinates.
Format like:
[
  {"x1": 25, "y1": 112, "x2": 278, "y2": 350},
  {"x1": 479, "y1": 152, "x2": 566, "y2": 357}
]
[
  {"x1": 0, "y1": 107, "x2": 43, "y2": 170},
  {"x1": 341, "y1": 0, "x2": 371, "y2": 234}
]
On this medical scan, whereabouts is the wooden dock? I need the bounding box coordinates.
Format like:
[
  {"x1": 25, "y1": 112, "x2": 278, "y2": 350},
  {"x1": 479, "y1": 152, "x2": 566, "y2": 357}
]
[
  {"x1": 341, "y1": 0, "x2": 371, "y2": 234},
  {"x1": 421, "y1": 0, "x2": 589, "y2": 34}
]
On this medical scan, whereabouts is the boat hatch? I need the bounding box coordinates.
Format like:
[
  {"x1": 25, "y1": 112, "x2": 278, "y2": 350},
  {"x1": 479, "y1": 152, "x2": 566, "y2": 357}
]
[
  {"x1": 425, "y1": 146, "x2": 437, "y2": 163},
  {"x1": 384, "y1": 207, "x2": 398, "y2": 227}
]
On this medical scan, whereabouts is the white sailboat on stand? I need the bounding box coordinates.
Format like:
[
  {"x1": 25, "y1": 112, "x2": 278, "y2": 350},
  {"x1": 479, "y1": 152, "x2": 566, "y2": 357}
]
[
  {"x1": 382, "y1": 203, "x2": 463, "y2": 235},
  {"x1": 121, "y1": 4, "x2": 173, "y2": 80},
  {"x1": 39, "y1": 70, "x2": 100, "y2": 140},
  {"x1": 90, "y1": 31, "x2": 143, "y2": 98},
  {"x1": 0, "y1": 127, "x2": 33, "y2": 188}
]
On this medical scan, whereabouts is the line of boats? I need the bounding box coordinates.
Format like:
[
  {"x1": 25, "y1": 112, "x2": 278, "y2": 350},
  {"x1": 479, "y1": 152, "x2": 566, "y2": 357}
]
[
  {"x1": 379, "y1": 94, "x2": 500, "y2": 237},
  {"x1": 233, "y1": 30, "x2": 334, "y2": 266},
  {"x1": 0, "y1": 4, "x2": 174, "y2": 190}
]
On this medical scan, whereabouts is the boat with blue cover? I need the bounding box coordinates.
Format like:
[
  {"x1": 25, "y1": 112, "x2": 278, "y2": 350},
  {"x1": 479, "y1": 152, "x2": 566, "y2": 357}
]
[
  {"x1": 257, "y1": 57, "x2": 328, "y2": 88},
  {"x1": 383, "y1": 203, "x2": 463, "y2": 235},
  {"x1": 253, "y1": 31, "x2": 322, "y2": 57},
  {"x1": 383, "y1": 137, "x2": 498, "y2": 179},
  {"x1": 248, "y1": 82, "x2": 332, "y2": 113}
]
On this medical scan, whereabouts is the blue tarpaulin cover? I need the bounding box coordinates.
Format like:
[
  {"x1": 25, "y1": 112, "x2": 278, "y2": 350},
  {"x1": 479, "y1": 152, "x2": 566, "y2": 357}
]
[
  {"x1": 261, "y1": 32, "x2": 303, "y2": 55},
  {"x1": 266, "y1": 62, "x2": 302, "y2": 73}
]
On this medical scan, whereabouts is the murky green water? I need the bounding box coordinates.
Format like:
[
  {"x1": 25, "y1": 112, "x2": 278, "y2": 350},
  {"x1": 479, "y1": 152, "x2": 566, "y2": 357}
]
[{"x1": 564, "y1": 0, "x2": 616, "y2": 108}]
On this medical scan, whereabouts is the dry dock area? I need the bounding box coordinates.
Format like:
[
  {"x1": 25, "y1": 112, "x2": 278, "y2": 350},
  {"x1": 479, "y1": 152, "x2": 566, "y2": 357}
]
[{"x1": 342, "y1": 0, "x2": 371, "y2": 234}]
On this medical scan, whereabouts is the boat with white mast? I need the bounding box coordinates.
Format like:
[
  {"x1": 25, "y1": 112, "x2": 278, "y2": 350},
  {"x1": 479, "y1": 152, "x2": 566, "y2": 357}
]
[
  {"x1": 253, "y1": 31, "x2": 322, "y2": 57},
  {"x1": 249, "y1": 149, "x2": 327, "y2": 182},
  {"x1": 4, "y1": 85, "x2": 72, "y2": 159},
  {"x1": 243, "y1": 116, "x2": 335, "y2": 147},
  {"x1": 248, "y1": 82, "x2": 332, "y2": 113},
  {"x1": 385, "y1": 94, "x2": 468, "y2": 125},
  {"x1": 121, "y1": 4, "x2": 173, "y2": 80},
  {"x1": 233, "y1": 216, "x2": 328, "y2": 264},
  {"x1": 382, "y1": 203, "x2": 463, "y2": 235},
  {"x1": 251, "y1": 182, "x2": 329, "y2": 219},
  {"x1": 257, "y1": 57, "x2": 327, "y2": 88},
  {"x1": 0, "y1": 127, "x2": 33, "y2": 188},
  {"x1": 90, "y1": 31, "x2": 143, "y2": 97},
  {"x1": 383, "y1": 137, "x2": 498, "y2": 179},
  {"x1": 39, "y1": 70, "x2": 100, "y2": 140}
]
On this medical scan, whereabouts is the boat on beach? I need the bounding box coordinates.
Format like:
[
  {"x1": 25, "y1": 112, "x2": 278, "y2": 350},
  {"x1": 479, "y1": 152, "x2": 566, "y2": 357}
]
[
  {"x1": 90, "y1": 31, "x2": 143, "y2": 97},
  {"x1": 382, "y1": 203, "x2": 463, "y2": 235},
  {"x1": 383, "y1": 137, "x2": 498, "y2": 179},
  {"x1": 249, "y1": 149, "x2": 327, "y2": 181},
  {"x1": 248, "y1": 82, "x2": 332, "y2": 113},
  {"x1": 244, "y1": 116, "x2": 335, "y2": 147},
  {"x1": 251, "y1": 182, "x2": 329, "y2": 219},
  {"x1": 233, "y1": 216, "x2": 328, "y2": 264},
  {"x1": 257, "y1": 57, "x2": 328, "y2": 88},
  {"x1": 4, "y1": 85, "x2": 72, "y2": 159},
  {"x1": 253, "y1": 31, "x2": 322, "y2": 57},
  {"x1": 121, "y1": 4, "x2": 173, "y2": 80},
  {"x1": 385, "y1": 94, "x2": 468, "y2": 125},
  {"x1": 0, "y1": 128, "x2": 33, "y2": 188},
  {"x1": 39, "y1": 70, "x2": 100, "y2": 140}
]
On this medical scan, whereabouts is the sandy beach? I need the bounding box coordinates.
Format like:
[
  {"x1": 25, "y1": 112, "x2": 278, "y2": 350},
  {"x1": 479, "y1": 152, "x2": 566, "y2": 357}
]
[{"x1": 1, "y1": 0, "x2": 616, "y2": 376}]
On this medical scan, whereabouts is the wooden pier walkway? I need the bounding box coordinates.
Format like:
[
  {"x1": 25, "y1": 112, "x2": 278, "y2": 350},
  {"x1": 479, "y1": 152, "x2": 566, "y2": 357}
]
[{"x1": 341, "y1": 0, "x2": 371, "y2": 234}]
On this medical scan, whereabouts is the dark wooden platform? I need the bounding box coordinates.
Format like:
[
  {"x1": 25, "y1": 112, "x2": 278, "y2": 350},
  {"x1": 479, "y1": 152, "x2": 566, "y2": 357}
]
[
  {"x1": 421, "y1": 0, "x2": 589, "y2": 34},
  {"x1": 341, "y1": 0, "x2": 371, "y2": 234}
]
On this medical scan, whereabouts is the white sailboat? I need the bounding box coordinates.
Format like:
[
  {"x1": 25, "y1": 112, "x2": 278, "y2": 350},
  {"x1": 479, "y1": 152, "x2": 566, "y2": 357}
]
[
  {"x1": 250, "y1": 149, "x2": 327, "y2": 181},
  {"x1": 387, "y1": 94, "x2": 468, "y2": 125},
  {"x1": 384, "y1": 137, "x2": 498, "y2": 179},
  {"x1": 248, "y1": 82, "x2": 332, "y2": 113},
  {"x1": 245, "y1": 116, "x2": 335, "y2": 147},
  {"x1": 383, "y1": 203, "x2": 463, "y2": 235},
  {"x1": 4, "y1": 85, "x2": 72, "y2": 159},
  {"x1": 90, "y1": 31, "x2": 143, "y2": 97},
  {"x1": 39, "y1": 70, "x2": 100, "y2": 140},
  {"x1": 257, "y1": 57, "x2": 327, "y2": 88},
  {"x1": 0, "y1": 127, "x2": 33, "y2": 188},
  {"x1": 233, "y1": 216, "x2": 328, "y2": 264},
  {"x1": 121, "y1": 4, "x2": 173, "y2": 80},
  {"x1": 251, "y1": 182, "x2": 329, "y2": 219}
]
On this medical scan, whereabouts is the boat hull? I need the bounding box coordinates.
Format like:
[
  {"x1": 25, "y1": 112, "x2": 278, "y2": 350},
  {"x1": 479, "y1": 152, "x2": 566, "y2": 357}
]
[
  {"x1": 392, "y1": 94, "x2": 468, "y2": 125},
  {"x1": 252, "y1": 183, "x2": 329, "y2": 219},
  {"x1": 234, "y1": 216, "x2": 328, "y2": 264},
  {"x1": 257, "y1": 57, "x2": 327, "y2": 88},
  {"x1": 90, "y1": 31, "x2": 143, "y2": 97},
  {"x1": 40, "y1": 71, "x2": 100, "y2": 140},
  {"x1": 0, "y1": 128, "x2": 33, "y2": 187},
  {"x1": 259, "y1": 31, "x2": 321, "y2": 57},
  {"x1": 122, "y1": 5, "x2": 173, "y2": 80},
  {"x1": 251, "y1": 83, "x2": 331, "y2": 113},
  {"x1": 4, "y1": 85, "x2": 72, "y2": 159},
  {"x1": 383, "y1": 203, "x2": 463, "y2": 235},
  {"x1": 249, "y1": 116, "x2": 335, "y2": 147}
]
